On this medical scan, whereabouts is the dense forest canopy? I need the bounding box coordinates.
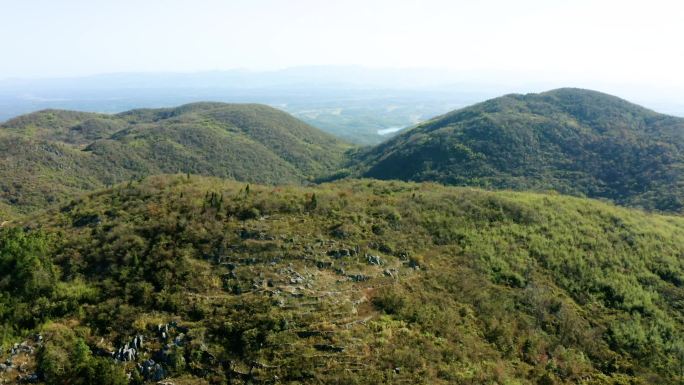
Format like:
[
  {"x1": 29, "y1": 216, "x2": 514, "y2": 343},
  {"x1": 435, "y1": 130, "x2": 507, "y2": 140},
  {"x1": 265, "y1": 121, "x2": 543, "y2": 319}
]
[{"x1": 351, "y1": 88, "x2": 684, "y2": 212}]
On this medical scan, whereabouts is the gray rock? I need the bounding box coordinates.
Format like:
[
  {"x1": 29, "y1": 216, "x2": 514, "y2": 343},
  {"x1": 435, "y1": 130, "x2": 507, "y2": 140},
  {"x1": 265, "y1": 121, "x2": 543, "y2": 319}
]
[
  {"x1": 124, "y1": 348, "x2": 136, "y2": 361},
  {"x1": 366, "y1": 254, "x2": 383, "y2": 265},
  {"x1": 383, "y1": 269, "x2": 398, "y2": 278},
  {"x1": 349, "y1": 274, "x2": 369, "y2": 282},
  {"x1": 133, "y1": 335, "x2": 143, "y2": 350},
  {"x1": 138, "y1": 359, "x2": 165, "y2": 381},
  {"x1": 290, "y1": 277, "x2": 304, "y2": 284},
  {"x1": 327, "y1": 248, "x2": 351, "y2": 258},
  {"x1": 10, "y1": 342, "x2": 33, "y2": 356},
  {"x1": 173, "y1": 334, "x2": 185, "y2": 346},
  {"x1": 151, "y1": 364, "x2": 165, "y2": 381},
  {"x1": 18, "y1": 373, "x2": 39, "y2": 383}
]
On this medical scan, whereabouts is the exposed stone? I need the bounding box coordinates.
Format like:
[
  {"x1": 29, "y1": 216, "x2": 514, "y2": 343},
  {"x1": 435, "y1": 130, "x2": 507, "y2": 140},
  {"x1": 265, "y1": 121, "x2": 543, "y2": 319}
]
[
  {"x1": 173, "y1": 334, "x2": 185, "y2": 346},
  {"x1": 348, "y1": 274, "x2": 369, "y2": 282},
  {"x1": 135, "y1": 334, "x2": 143, "y2": 350},
  {"x1": 290, "y1": 276, "x2": 304, "y2": 284},
  {"x1": 327, "y1": 249, "x2": 351, "y2": 258},
  {"x1": 18, "y1": 373, "x2": 39, "y2": 383},
  {"x1": 383, "y1": 269, "x2": 398, "y2": 278},
  {"x1": 139, "y1": 359, "x2": 166, "y2": 381},
  {"x1": 366, "y1": 254, "x2": 383, "y2": 265},
  {"x1": 10, "y1": 342, "x2": 33, "y2": 356}
]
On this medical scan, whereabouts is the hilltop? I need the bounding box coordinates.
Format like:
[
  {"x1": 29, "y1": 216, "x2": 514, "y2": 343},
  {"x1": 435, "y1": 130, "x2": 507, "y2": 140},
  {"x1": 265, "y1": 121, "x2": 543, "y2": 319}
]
[
  {"x1": 1, "y1": 175, "x2": 684, "y2": 384},
  {"x1": 0, "y1": 103, "x2": 351, "y2": 214},
  {"x1": 352, "y1": 88, "x2": 684, "y2": 211}
]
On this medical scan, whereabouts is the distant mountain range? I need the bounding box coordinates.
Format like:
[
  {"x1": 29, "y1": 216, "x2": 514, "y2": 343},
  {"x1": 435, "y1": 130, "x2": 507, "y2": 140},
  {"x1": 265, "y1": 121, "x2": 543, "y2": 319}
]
[
  {"x1": 0, "y1": 67, "x2": 508, "y2": 144},
  {"x1": 3, "y1": 67, "x2": 683, "y2": 145},
  {"x1": 351, "y1": 88, "x2": 684, "y2": 211}
]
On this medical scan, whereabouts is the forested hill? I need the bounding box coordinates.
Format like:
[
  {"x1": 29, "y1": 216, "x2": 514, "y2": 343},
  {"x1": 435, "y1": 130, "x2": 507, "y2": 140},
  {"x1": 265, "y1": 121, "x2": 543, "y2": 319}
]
[
  {"x1": 0, "y1": 103, "x2": 351, "y2": 215},
  {"x1": 2, "y1": 175, "x2": 684, "y2": 384},
  {"x1": 351, "y1": 88, "x2": 684, "y2": 212}
]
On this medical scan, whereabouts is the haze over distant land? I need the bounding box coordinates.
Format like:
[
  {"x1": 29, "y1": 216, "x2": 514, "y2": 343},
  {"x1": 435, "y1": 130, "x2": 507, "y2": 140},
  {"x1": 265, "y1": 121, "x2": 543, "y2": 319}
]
[
  {"x1": 2, "y1": 67, "x2": 684, "y2": 144},
  {"x1": 3, "y1": 0, "x2": 684, "y2": 142},
  {"x1": 2, "y1": 0, "x2": 683, "y2": 86}
]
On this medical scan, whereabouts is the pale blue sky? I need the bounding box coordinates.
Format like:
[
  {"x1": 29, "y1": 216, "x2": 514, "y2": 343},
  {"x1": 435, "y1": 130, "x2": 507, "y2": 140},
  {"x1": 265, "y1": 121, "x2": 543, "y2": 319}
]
[{"x1": 1, "y1": 0, "x2": 683, "y2": 86}]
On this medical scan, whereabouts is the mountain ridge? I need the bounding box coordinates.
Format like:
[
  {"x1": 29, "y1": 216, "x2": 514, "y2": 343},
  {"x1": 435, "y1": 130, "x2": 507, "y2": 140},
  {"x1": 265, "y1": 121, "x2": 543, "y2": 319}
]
[
  {"x1": 351, "y1": 88, "x2": 684, "y2": 212},
  {"x1": 0, "y1": 102, "x2": 351, "y2": 215},
  {"x1": 3, "y1": 89, "x2": 684, "y2": 383}
]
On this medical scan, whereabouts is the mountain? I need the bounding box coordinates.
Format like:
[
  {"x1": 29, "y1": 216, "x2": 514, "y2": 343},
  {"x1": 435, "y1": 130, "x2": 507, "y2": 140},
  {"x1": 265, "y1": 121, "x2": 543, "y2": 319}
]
[
  {"x1": 352, "y1": 88, "x2": 684, "y2": 212},
  {"x1": 0, "y1": 103, "x2": 351, "y2": 215},
  {"x1": 2, "y1": 175, "x2": 684, "y2": 384},
  {"x1": 0, "y1": 67, "x2": 508, "y2": 145}
]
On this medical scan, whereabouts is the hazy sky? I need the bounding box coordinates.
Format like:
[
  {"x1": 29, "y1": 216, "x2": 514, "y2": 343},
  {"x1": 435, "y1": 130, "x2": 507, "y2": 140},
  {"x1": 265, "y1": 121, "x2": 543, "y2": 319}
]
[{"x1": 2, "y1": 0, "x2": 683, "y2": 86}]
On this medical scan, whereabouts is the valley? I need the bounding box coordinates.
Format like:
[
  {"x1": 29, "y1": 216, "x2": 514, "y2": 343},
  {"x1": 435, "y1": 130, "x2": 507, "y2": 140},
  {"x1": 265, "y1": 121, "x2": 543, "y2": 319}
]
[
  {"x1": 2, "y1": 88, "x2": 684, "y2": 384},
  {"x1": 4, "y1": 1, "x2": 683, "y2": 383}
]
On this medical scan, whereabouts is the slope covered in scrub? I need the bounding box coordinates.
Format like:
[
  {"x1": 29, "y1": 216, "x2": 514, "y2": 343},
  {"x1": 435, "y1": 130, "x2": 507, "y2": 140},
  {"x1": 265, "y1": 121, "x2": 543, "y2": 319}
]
[{"x1": 0, "y1": 175, "x2": 683, "y2": 384}]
